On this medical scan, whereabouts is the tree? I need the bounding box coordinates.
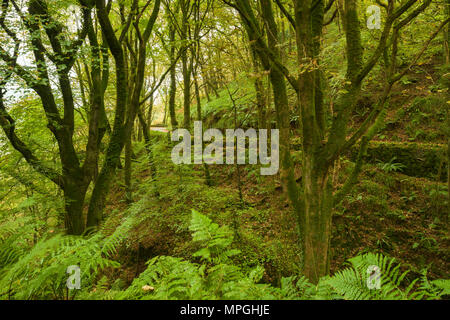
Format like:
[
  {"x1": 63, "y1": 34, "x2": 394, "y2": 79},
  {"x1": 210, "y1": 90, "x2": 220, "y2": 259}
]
[
  {"x1": 0, "y1": 0, "x2": 163, "y2": 234},
  {"x1": 163, "y1": 0, "x2": 180, "y2": 129},
  {"x1": 226, "y1": 0, "x2": 447, "y2": 283},
  {"x1": 87, "y1": 0, "x2": 161, "y2": 228},
  {"x1": 0, "y1": 0, "x2": 100, "y2": 234},
  {"x1": 123, "y1": 0, "x2": 161, "y2": 203}
]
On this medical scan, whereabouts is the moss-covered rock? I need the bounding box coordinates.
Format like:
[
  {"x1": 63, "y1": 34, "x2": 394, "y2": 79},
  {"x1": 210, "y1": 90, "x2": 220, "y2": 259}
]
[{"x1": 349, "y1": 141, "x2": 447, "y2": 181}]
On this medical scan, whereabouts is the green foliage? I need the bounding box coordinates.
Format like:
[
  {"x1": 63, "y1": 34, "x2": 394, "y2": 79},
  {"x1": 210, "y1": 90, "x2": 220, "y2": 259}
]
[
  {"x1": 118, "y1": 256, "x2": 206, "y2": 300},
  {"x1": 351, "y1": 141, "x2": 447, "y2": 181},
  {"x1": 200, "y1": 76, "x2": 258, "y2": 129},
  {"x1": 320, "y1": 253, "x2": 413, "y2": 300},
  {"x1": 321, "y1": 253, "x2": 450, "y2": 300},
  {"x1": 111, "y1": 212, "x2": 449, "y2": 301},
  {"x1": 418, "y1": 276, "x2": 450, "y2": 298},
  {"x1": 0, "y1": 233, "x2": 121, "y2": 300},
  {"x1": 0, "y1": 214, "x2": 39, "y2": 276},
  {"x1": 0, "y1": 0, "x2": 448, "y2": 303},
  {"x1": 189, "y1": 210, "x2": 240, "y2": 264},
  {"x1": 377, "y1": 157, "x2": 407, "y2": 173},
  {"x1": 0, "y1": 209, "x2": 447, "y2": 300},
  {"x1": 119, "y1": 210, "x2": 274, "y2": 300},
  {"x1": 0, "y1": 234, "x2": 24, "y2": 271}
]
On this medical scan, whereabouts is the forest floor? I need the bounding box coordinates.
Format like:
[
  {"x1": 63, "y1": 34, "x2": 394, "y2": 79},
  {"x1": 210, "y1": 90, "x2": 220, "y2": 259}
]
[
  {"x1": 99, "y1": 58, "x2": 449, "y2": 287},
  {"x1": 101, "y1": 136, "x2": 448, "y2": 287}
]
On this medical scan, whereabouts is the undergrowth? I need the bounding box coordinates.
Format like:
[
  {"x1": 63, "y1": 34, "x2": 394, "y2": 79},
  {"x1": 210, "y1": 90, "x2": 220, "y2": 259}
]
[{"x1": 1, "y1": 208, "x2": 448, "y2": 300}]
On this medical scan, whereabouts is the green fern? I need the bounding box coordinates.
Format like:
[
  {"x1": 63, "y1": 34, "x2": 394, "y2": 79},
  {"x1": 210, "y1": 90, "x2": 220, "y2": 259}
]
[
  {"x1": 321, "y1": 253, "x2": 427, "y2": 300},
  {"x1": 115, "y1": 213, "x2": 449, "y2": 301},
  {"x1": 0, "y1": 234, "x2": 120, "y2": 300},
  {"x1": 189, "y1": 210, "x2": 240, "y2": 264},
  {"x1": 415, "y1": 270, "x2": 450, "y2": 300},
  {"x1": 118, "y1": 256, "x2": 206, "y2": 300},
  {"x1": 119, "y1": 211, "x2": 271, "y2": 300},
  {"x1": 2, "y1": 209, "x2": 446, "y2": 300}
]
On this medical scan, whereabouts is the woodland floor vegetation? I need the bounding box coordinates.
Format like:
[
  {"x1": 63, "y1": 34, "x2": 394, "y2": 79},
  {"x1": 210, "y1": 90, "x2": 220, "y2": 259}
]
[{"x1": 0, "y1": 0, "x2": 449, "y2": 300}]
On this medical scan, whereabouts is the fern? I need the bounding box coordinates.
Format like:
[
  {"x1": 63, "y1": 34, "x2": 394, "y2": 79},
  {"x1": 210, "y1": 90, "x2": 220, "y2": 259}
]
[
  {"x1": 0, "y1": 235, "x2": 23, "y2": 271},
  {"x1": 0, "y1": 214, "x2": 37, "y2": 275},
  {"x1": 415, "y1": 270, "x2": 450, "y2": 300},
  {"x1": 0, "y1": 234, "x2": 120, "y2": 300},
  {"x1": 189, "y1": 210, "x2": 240, "y2": 264},
  {"x1": 321, "y1": 253, "x2": 431, "y2": 300},
  {"x1": 119, "y1": 211, "x2": 271, "y2": 300},
  {"x1": 114, "y1": 213, "x2": 449, "y2": 301},
  {"x1": 2, "y1": 209, "x2": 446, "y2": 300},
  {"x1": 118, "y1": 256, "x2": 206, "y2": 300}
]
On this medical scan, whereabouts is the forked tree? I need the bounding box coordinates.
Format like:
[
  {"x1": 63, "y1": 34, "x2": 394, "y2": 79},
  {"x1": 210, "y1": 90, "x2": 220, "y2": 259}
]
[
  {"x1": 87, "y1": 0, "x2": 160, "y2": 228},
  {"x1": 0, "y1": 0, "x2": 161, "y2": 234},
  {"x1": 0, "y1": 0, "x2": 104, "y2": 235},
  {"x1": 225, "y1": 0, "x2": 449, "y2": 283}
]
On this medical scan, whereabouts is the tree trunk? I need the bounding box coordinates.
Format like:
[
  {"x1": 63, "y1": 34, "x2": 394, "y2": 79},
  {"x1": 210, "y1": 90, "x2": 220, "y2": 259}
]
[
  {"x1": 182, "y1": 55, "x2": 192, "y2": 128},
  {"x1": 445, "y1": 0, "x2": 450, "y2": 63},
  {"x1": 87, "y1": 0, "x2": 130, "y2": 228},
  {"x1": 148, "y1": 94, "x2": 154, "y2": 127},
  {"x1": 447, "y1": 0, "x2": 450, "y2": 213},
  {"x1": 294, "y1": 0, "x2": 331, "y2": 284},
  {"x1": 181, "y1": 0, "x2": 192, "y2": 129},
  {"x1": 168, "y1": 25, "x2": 178, "y2": 129},
  {"x1": 259, "y1": 0, "x2": 299, "y2": 208},
  {"x1": 301, "y1": 157, "x2": 333, "y2": 283},
  {"x1": 63, "y1": 177, "x2": 88, "y2": 235},
  {"x1": 137, "y1": 106, "x2": 157, "y2": 177},
  {"x1": 249, "y1": 46, "x2": 266, "y2": 130},
  {"x1": 194, "y1": 74, "x2": 202, "y2": 121},
  {"x1": 125, "y1": 132, "x2": 133, "y2": 203}
]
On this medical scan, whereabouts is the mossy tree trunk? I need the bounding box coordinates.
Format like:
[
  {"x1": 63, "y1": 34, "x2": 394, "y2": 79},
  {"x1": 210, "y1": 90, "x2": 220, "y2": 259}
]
[
  {"x1": 249, "y1": 45, "x2": 267, "y2": 130},
  {"x1": 230, "y1": 0, "x2": 433, "y2": 283},
  {"x1": 447, "y1": 0, "x2": 450, "y2": 213},
  {"x1": 0, "y1": 0, "x2": 114, "y2": 235},
  {"x1": 445, "y1": 0, "x2": 450, "y2": 64},
  {"x1": 237, "y1": 0, "x2": 299, "y2": 208},
  {"x1": 87, "y1": 0, "x2": 131, "y2": 229},
  {"x1": 127, "y1": 0, "x2": 161, "y2": 199},
  {"x1": 168, "y1": 21, "x2": 179, "y2": 129},
  {"x1": 293, "y1": 0, "x2": 334, "y2": 283},
  {"x1": 88, "y1": 0, "x2": 161, "y2": 227},
  {"x1": 181, "y1": 0, "x2": 193, "y2": 129}
]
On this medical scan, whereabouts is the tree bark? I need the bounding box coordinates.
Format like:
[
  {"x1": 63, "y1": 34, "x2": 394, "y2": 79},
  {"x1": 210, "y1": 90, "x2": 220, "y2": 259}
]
[
  {"x1": 168, "y1": 24, "x2": 179, "y2": 129},
  {"x1": 181, "y1": 0, "x2": 192, "y2": 129},
  {"x1": 87, "y1": 0, "x2": 134, "y2": 228}
]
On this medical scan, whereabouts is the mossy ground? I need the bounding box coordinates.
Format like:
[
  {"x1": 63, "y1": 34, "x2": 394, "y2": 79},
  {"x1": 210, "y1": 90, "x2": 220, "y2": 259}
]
[
  {"x1": 98, "y1": 54, "x2": 449, "y2": 288},
  {"x1": 99, "y1": 134, "x2": 448, "y2": 288}
]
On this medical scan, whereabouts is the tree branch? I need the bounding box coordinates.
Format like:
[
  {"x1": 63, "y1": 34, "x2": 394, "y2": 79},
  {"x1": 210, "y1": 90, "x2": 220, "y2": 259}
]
[
  {"x1": 0, "y1": 92, "x2": 64, "y2": 189},
  {"x1": 274, "y1": 0, "x2": 295, "y2": 29}
]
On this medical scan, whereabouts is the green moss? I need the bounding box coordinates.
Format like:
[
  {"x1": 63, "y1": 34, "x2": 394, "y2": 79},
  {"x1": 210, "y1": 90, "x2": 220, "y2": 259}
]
[
  {"x1": 359, "y1": 179, "x2": 388, "y2": 197},
  {"x1": 350, "y1": 141, "x2": 447, "y2": 181}
]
